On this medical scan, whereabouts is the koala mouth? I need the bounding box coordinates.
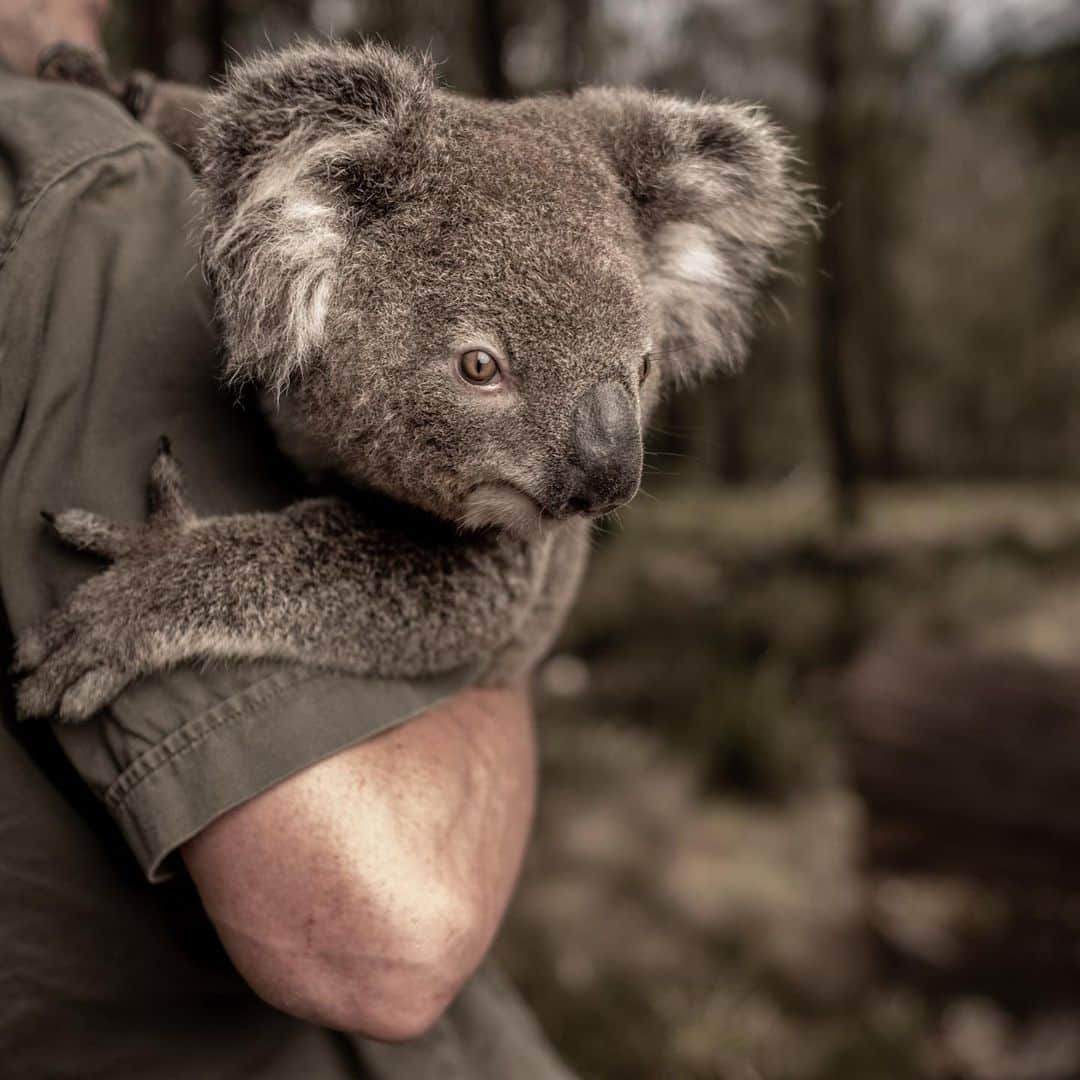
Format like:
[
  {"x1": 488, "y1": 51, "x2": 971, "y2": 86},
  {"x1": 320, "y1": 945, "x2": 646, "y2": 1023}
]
[{"x1": 459, "y1": 483, "x2": 553, "y2": 537}]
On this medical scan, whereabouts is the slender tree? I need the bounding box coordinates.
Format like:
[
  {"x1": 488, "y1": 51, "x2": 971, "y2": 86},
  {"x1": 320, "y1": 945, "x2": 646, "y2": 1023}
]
[
  {"x1": 132, "y1": 0, "x2": 172, "y2": 76},
  {"x1": 717, "y1": 377, "x2": 749, "y2": 485},
  {"x1": 204, "y1": 0, "x2": 229, "y2": 81},
  {"x1": 813, "y1": 0, "x2": 861, "y2": 525},
  {"x1": 561, "y1": 0, "x2": 590, "y2": 92},
  {"x1": 476, "y1": 0, "x2": 511, "y2": 99},
  {"x1": 854, "y1": 0, "x2": 904, "y2": 479}
]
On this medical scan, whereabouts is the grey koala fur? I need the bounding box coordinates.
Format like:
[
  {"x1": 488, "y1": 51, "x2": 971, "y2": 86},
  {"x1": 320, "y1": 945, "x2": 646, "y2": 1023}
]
[{"x1": 18, "y1": 41, "x2": 803, "y2": 722}]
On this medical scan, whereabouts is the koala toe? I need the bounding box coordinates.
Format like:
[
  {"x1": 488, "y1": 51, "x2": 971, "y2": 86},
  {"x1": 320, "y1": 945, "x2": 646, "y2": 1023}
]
[
  {"x1": 148, "y1": 437, "x2": 194, "y2": 526},
  {"x1": 59, "y1": 666, "x2": 130, "y2": 724},
  {"x1": 16, "y1": 634, "x2": 103, "y2": 719},
  {"x1": 47, "y1": 508, "x2": 135, "y2": 560},
  {"x1": 12, "y1": 617, "x2": 75, "y2": 676},
  {"x1": 15, "y1": 667, "x2": 63, "y2": 719}
]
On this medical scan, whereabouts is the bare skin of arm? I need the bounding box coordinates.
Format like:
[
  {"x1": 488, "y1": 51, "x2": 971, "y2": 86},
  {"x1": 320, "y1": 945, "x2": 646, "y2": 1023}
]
[{"x1": 182, "y1": 683, "x2": 537, "y2": 1041}]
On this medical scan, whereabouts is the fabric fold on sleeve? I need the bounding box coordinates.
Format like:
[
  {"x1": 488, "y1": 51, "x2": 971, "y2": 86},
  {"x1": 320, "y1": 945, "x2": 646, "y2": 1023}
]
[{"x1": 79, "y1": 664, "x2": 473, "y2": 882}]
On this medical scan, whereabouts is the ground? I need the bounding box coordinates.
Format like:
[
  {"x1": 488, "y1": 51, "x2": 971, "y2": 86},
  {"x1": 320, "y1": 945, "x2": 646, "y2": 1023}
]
[{"x1": 500, "y1": 481, "x2": 1080, "y2": 1080}]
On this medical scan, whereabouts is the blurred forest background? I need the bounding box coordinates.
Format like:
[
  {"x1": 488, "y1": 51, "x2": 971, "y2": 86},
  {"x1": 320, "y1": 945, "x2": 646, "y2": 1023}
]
[{"x1": 103, "y1": 1, "x2": 1080, "y2": 1078}]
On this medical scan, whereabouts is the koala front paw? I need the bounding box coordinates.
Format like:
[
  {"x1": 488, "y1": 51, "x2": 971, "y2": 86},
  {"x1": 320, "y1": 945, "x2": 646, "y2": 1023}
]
[{"x1": 14, "y1": 438, "x2": 197, "y2": 722}]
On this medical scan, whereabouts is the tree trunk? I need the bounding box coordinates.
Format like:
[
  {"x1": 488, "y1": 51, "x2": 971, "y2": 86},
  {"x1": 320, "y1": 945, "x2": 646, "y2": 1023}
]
[
  {"x1": 813, "y1": 0, "x2": 861, "y2": 525},
  {"x1": 132, "y1": 0, "x2": 172, "y2": 77},
  {"x1": 855, "y1": 0, "x2": 904, "y2": 480},
  {"x1": 717, "y1": 378, "x2": 749, "y2": 485},
  {"x1": 847, "y1": 642, "x2": 1080, "y2": 891},
  {"x1": 204, "y1": 0, "x2": 229, "y2": 82},
  {"x1": 476, "y1": 0, "x2": 511, "y2": 100},
  {"x1": 561, "y1": 0, "x2": 590, "y2": 91}
]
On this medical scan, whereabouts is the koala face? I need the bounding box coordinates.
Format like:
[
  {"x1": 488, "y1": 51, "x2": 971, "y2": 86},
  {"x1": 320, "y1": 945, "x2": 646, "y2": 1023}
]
[
  {"x1": 288, "y1": 99, "x2": 658, "y2": 532},
  {"x1": 198, "y1": 44, "x2": 801, "y2": 533}
]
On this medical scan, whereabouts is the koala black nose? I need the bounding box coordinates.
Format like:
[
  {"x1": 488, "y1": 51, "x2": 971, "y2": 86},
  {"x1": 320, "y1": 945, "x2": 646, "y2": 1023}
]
[{"x1": 562, "y1": 381, "x2": 643, "y2": 516}]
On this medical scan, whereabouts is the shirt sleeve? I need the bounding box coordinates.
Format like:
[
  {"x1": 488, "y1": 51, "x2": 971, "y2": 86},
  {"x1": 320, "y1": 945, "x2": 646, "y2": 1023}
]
[{"x1": 0, "y1": 77, "x2": 474, "y2": 882}]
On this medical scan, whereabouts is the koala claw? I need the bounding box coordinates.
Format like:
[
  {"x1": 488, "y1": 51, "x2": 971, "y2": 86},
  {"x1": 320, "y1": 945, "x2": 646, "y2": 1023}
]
[
  {"x1": 38, "y1": 438, "x2": 193, "y2": 563},
  {"x1": 44, "y1": 507, "x2": 137, "y2": 560},
  {"x1": 147, "y1": 436, "x2": 194, "y2": 526}
]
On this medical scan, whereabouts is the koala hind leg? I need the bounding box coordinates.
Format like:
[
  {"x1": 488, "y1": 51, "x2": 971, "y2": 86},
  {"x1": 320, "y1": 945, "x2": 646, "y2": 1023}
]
[{"x1": 37, "y1": 42, "x2": 210, "y2": 167}]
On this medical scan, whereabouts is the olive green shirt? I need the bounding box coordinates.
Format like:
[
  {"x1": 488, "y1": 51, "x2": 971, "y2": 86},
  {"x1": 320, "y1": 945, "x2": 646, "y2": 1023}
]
[{"x1": 0, "y1": 70, "x2": 573, "y2": 1080}]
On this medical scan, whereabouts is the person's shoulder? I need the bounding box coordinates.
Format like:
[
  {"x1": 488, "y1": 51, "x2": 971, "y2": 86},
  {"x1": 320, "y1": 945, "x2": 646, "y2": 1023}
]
[{"x1": 0, "y1": 70, "x2": 167, "y2": 210}]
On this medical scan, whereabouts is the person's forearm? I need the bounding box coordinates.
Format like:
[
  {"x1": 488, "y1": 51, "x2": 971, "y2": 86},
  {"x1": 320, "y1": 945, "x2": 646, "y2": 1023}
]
[
  {"x1": 395, "y1": 682, "x2": 536, "y2": 943},
  {"x1": 182, "y1": 683, "x2": 536, "y2": 1040}
]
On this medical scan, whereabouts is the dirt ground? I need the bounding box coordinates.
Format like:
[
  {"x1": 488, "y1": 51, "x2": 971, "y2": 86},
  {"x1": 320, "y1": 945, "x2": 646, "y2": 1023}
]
[{"x1": 499, "y1": 483, "x2": 1080, "y2": 1080}]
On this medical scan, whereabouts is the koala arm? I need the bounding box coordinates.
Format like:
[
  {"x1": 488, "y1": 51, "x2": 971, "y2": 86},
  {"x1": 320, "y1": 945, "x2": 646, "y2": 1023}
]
[{"x1": 15, "y1": 441, "x2": 539, "y2": 723}]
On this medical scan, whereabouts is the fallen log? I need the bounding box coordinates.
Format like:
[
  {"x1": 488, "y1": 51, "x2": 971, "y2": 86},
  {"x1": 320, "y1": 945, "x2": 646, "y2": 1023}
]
[{"x1": 846, "y1": 641, "x2": 1080, "y2": 891}]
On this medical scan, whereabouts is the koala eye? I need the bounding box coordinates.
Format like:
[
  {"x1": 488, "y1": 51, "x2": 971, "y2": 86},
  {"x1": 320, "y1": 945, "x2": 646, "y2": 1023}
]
[
  {"x1": 639, "y1": 352, "x2": 652, "y2": 385},
  {"x1": 458, "y1": 348, "x2": 502, "y2": 387}
]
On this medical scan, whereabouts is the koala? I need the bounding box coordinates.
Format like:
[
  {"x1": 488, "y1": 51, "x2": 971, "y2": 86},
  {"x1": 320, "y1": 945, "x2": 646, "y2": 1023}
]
[{"x1": 17, "y1": 42, "x2": 801, "y2": 722}]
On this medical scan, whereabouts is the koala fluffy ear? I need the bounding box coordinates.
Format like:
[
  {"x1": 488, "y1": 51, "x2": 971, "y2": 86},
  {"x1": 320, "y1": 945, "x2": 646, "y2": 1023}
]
[
  {"x1": 578, "y1": 87, "x2": 804, "y2": 386},
  {"x1": 197, "y1": 43, "x2": 435, "y2": 392}
]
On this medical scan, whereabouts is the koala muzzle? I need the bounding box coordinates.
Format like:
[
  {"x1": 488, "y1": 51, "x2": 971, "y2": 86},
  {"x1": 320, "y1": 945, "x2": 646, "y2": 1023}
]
[{"x1": 561, "y1": 382, "x2": 643, "y2": 516}]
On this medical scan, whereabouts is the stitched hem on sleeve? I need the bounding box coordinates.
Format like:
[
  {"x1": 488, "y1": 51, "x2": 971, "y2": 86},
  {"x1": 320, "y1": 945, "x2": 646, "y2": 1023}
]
[{"x1": 103, "y1": 665, "x2": 474, "y2": 883}]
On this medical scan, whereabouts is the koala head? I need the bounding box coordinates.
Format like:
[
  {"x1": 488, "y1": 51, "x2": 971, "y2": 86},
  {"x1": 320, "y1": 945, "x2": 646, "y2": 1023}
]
[{"x1": 197, "y1": 43, "x2": 801, "y2": 534}]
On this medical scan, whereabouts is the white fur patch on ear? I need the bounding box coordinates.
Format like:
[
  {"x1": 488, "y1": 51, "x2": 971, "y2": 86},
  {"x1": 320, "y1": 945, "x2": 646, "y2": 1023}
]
[
  {"x1": 577, "y1": 87, "x2": 805, "y2": 387},
  {"x1": 206, "y1": 137, "x2": 348, "y2": 393},
  {"x1": 279, "y1": 195, "x2": 342, "y2": 363},
  {"x1": 656, "y1": 221, "x2": 732, "y2": 289},
  {"x1": 645, "y1": 219, "x2": 749, "y2": 384}
]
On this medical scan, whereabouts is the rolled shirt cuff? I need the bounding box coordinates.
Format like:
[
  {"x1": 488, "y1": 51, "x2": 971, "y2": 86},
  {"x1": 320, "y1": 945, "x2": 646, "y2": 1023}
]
[{"x1": 55, "y1": 662, "x2": 475, "y2": 882}]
